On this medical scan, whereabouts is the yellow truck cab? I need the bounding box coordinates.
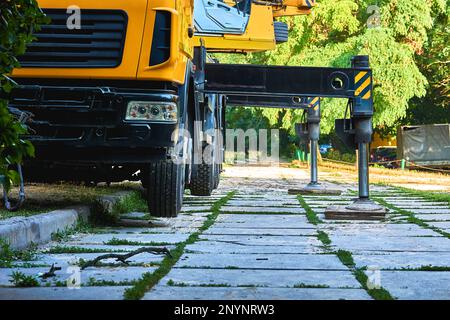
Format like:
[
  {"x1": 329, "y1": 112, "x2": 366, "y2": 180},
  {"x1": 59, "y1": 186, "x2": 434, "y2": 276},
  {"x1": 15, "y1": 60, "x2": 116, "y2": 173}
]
[{"x1": 9, "y1": 0, "x2": 313, "y2": 217}]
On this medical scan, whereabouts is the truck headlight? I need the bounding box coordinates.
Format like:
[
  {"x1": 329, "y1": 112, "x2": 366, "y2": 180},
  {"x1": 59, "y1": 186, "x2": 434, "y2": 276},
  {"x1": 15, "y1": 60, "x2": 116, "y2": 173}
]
[{"x1": 125, "y1": 101, "x2": 178, "y2": 122}]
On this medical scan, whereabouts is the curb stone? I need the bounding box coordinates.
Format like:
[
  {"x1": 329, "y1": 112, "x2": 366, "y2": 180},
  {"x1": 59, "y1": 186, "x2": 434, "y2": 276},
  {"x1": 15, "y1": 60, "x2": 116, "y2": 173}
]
[{"x1": 0, "y1": 191, "x2": 133, "y2": 250}]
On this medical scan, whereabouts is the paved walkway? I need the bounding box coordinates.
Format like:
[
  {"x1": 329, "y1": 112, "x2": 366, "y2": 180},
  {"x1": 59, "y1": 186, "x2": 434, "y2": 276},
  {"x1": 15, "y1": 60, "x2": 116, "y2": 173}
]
[{"x1": 0, "y1": 166, "x2": 449, "y2": 300}]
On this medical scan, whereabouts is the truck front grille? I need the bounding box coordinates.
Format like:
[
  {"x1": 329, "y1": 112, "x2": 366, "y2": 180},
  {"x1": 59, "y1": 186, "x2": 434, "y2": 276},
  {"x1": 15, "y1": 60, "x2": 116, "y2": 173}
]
[{"x1": 19, "y1": 9, "x2": 128, "y2": 68}]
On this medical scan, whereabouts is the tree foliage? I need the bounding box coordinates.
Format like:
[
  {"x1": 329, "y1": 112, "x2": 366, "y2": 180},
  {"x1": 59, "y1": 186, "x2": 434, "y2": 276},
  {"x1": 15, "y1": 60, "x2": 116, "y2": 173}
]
[
  {"x1": 0, "y1": 0, "x2": 47, "y2": 190},
  {"x1": 220, "y1": 0, "x2": 448, "y2": 141},
  {"x1": 401, "y1": 3, "x2": 449, "y2": 126}
]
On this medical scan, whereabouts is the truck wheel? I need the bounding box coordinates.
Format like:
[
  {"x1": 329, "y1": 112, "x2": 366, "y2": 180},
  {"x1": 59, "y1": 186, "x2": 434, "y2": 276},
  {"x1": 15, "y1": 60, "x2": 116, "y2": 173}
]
[
  {"x1": 190, "y1": 157, "x2": 214, "y2": 196},
  {"x1": 213, "y1": 163, "x2": 221, "y2": 189},
  {"x1": 145, "y1": 160, "x2": 185, "y2": 218}
]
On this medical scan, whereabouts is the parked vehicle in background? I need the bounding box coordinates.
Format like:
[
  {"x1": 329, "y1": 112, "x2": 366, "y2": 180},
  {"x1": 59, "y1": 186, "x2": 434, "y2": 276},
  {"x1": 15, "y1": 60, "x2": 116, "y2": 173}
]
[
  {"x1": 370, "y1": 146, "x2": 398, "y2": 168},
  {"x1": 319, "y1": 144, "x2": 332, "y2": 154}
]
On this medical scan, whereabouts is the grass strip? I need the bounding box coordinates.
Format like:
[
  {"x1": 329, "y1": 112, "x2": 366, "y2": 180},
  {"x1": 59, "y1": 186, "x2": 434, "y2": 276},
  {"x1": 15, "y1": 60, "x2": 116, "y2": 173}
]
[
  {"x1": 374, "y1": 197, "x2": 450, "y2": 239},
  {"x1": 297, "y1": 195, "x2": 322, "y2": 225},
  {"x1": 123, "y1": 190, "x2": 236, "y2": 300},
  {"x1": 335, "y1": 250, "x2": 394, "y2": 300}
]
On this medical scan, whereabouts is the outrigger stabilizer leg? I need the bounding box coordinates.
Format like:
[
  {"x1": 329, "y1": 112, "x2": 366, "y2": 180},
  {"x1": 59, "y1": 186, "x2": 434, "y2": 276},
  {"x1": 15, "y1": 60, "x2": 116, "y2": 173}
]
[
  {"x1": 324, "y1": 56, "x2": 387, "y2": 220},
  {"x1": 201, "y1": 55, "x2": 387, "y2": 219},
  {"x1": 288, "y1": 98, "x2": 342, "y2": 195}
]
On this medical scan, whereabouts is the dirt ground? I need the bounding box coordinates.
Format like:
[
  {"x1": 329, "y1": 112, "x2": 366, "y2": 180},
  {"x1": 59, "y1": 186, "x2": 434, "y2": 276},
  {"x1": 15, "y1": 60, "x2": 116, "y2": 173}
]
[{"x1": 221, "y1": 162, "x2": 450, "y2": 193}]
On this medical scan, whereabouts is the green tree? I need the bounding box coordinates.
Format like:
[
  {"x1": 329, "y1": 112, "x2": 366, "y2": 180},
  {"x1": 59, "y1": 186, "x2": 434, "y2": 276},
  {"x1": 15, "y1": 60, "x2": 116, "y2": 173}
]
[
  {"x1": 0, "y1": 0, "x2": 47, "y2": 190},
  {"x1": 400, "y1": 3, "x2": 449, "y2": 125},
  {"x1": 220, "y1": 0, "x2": 448, "y2": 155}
]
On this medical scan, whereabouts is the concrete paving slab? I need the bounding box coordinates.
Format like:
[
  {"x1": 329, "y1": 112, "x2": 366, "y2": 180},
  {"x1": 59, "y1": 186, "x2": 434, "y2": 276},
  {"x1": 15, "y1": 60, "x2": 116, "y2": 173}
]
[
  {"x1": 161, "y1": 268, "x2": 361, "y2": 288},
  {"x1": 199, "y1": 234, "x2": 322, "y2": 247},
  {"x1": 352, "y1": 252, "x2": 450, "y2": 269},
  {"x1": 15, "y1": 252, "x2": 164, "y2": 267},
  {"x1": 180, "y1": 206, "x2": 211, "y2": 213},
  {"x1": 42, "y1": 244, "x2": 176, "y2": 253},
  {"x1": 144, "y1": 286, "x2": 371, "y2": 300},
  {"x1": 392, "y1": 204, "x2": 449, "y2": 209},
  {"x1": 215, "y1": 214, "x2": 311, "y2": 228},
  {"x1": 90, "y1": 227, "x2": 197, "y2": 234},
  {"x1": 408, "y1": 209, "x2": 450, "y2": 214},
  {"x1": 426, "y1": 221, "x2": 450, "y2": 230},
  {"x1": 71, "y1": 233, "x2": 188, "y2": 245},
  {"x1": 371, "y1": 271, "x2": 450, "y2": 300},
  {"x1": 184, "y1": 196, "x2": 223, "y2": 201},
  {"x1": 221, "y1": 206, "x2": 305, "y2": 214},
  {"x1": 302, "y1": 197, "x2": 355, "y2": 201},
  {"x1": 0, "y1": 286, "x2": 129, "y2": 300},
  {"x1": 381, "y1": 198, "x2": 430, "y2": 202},
  {"x1": 322, "y1": 224, "x2": 440, "y2": 237},
  {"x1": 329, "y1": 235, "x2": 450, "y2": 252},
  {"x1": 204, "y1": 227, "x2": 316, "y2": 236},
  {"x1": 233, "y1": 195, "x2": 298, "y2": 200},
  {"x1": 185, "y1": 243, "x2": 324, "y2": 254},
  {"x1": 0, "y1": 266, "x2": 155, "y2": 287},
  {"x1": 415, "y1": 214, "x2": 450, "y2": 222},
  {"x1": 176, "y1": 253, "x2": 348, "y2": 270},
  {"x1": 120, "y1": 212, "x2": 147, "y2": 219},
  {"x1": 0, "y1": 267, "x2": 49, "y2": 287},
  {"x1": 226, "y1": 200, "x2": 300, "y2": 207}
]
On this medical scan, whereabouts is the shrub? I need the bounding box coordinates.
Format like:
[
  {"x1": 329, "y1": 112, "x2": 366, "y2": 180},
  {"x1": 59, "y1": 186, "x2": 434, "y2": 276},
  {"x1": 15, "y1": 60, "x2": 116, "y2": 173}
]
[{"x1": 0, "y1": 0, "x2": 48, "y2": 190}]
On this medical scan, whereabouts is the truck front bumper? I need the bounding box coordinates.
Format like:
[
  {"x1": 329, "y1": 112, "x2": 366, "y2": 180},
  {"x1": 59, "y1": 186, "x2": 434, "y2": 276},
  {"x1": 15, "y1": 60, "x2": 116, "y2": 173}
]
[{"x1": 9, "y1": 84, "x2": 180, "y2": 164}]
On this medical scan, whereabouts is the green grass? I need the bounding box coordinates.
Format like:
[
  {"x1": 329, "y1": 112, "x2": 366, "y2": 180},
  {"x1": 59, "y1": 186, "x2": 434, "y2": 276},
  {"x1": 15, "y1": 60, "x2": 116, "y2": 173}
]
[
  {"x1": 114, "y1": 191, "x2": 148, "y2": 213},
  {"x1": 0, "y1": 183, "x2": 138, "y2": 220},
  {"x1": 92, "y1": 190, "x2": 148, "y2": 225},
  {"x1": 374, "y1": 197, "x2": 450, "y2": 239},
  {"x1": 317, "y1": 230, "x2": 331, "y2": 246},
  {"x1": 336, "y1": 249, "x2": 355, "y2": 267},
  {"x1": 353, "y1": 269, "x2": 394, "y2": 300},
  {"x1": 123, "y1": 190, "x2": 236, "y2": 300},
  {"x1": 335, "y1": 249, "x2": 394, "y2": 300},
  {"x1": 0, "y1": 205, "x2": 59, "y2": 221},
  {"x1": 0, "y1": 240, "x2": 39, "y2": 268},
  {"x1": 297, "y1": 195, "x2": 322, "y2": 225},
  {"x1": 9, "y1": 271, "x2": 40, "y2": 287}
]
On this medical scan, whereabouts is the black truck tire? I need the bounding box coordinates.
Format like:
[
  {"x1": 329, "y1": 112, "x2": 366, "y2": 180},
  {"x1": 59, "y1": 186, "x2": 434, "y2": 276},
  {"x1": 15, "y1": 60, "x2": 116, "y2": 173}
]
[
  {"x1": 213, "y1": 163, "x2": 221, "y2": 189},
  {"x1": 190, "y1": 158, "x2": 214, "y2": 196},
  {"x1": 144, "y1": 160, "x2": 185, "y2": 217},
  {"x1": 274, "y1": 21, "x2": 289, "y2": 44}
]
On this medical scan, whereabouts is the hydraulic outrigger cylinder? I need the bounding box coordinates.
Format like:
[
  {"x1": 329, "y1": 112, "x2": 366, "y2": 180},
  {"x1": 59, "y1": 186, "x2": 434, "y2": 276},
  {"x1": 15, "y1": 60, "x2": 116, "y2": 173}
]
[
  {"x1": 202, "y1": 55, "x2": 387, "y2": 219},
  {"x1": 288, "y1": 98, "x2": 342, "y2": 195}
]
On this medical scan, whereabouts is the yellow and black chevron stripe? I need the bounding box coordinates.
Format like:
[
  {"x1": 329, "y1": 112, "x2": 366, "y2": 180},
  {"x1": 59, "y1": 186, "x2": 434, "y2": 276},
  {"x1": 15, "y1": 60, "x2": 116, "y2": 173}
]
[
  {"x1": 354, "y1": 71, "x2": 372, "y2": 100},
  {"x1": 304, "y1": 0, "x2": 315, "y2": 8},
  {"x1": 308, "y1": 97, "x2": 320, "y2": 110}
]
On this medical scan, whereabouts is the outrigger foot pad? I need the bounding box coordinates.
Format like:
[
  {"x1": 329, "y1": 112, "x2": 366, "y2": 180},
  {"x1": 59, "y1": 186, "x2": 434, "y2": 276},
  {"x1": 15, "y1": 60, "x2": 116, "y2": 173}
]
[
  {"x1": 288, "y1": 183, "x2": 342, "y2": 196},
  {"x1": 324, "y1": 198, "x2": 388, "y2": 220}
]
